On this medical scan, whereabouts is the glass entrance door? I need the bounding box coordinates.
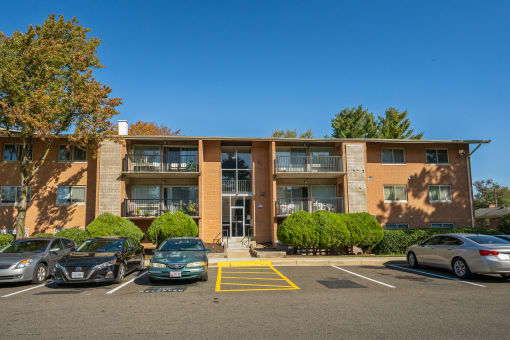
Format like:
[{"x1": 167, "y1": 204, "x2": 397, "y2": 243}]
[{"x1": 231, "y1": 206, "x2": 244, "y2": 238}]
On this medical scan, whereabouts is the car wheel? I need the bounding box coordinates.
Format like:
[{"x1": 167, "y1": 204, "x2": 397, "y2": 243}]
[
  {"x1": 500, "y1": 274, "x2": 510, "y2": 280},
  {"x1": 452, "y1": 258, "x2": 471, "y2": 279},
  {"x1": 138, "y1": 255, "x2": 145, "y2": 271},
  {"x1": 201, "y1": 272, "x2": 208, "y2": 282},
  {"x1": 114, "y1": 263, "x2": 126, "y2": 284},
  {"x1": 407, "y1": 252, "x2": 419, "y2": 268},
  {"x1": 32, "y1": 263, "x2": 48, "y2": 284}
]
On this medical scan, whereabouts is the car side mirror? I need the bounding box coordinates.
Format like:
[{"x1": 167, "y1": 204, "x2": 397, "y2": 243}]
[{"x1": 205, "y1": 249, "x2": 211, "y2": 253}]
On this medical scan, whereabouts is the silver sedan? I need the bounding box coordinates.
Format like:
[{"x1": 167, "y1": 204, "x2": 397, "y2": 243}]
[{"x1": 406, "y1": 234, "x2": 510, "y2": 279}]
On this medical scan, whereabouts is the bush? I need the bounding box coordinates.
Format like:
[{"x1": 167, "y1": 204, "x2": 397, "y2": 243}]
[
  {"x1": 356, "y1": 213, "x2": 384, "y2": 252},
  {"x1": 86, "y1": 213, "x2": 144, "y2": 242},
  {"x1": 146, "y1": 211, "x2": 198, "y2": 245},
  {"x1": 55, "y1": 228, "x2": 89, "y2": 244},
  {"x1": 499, "y1": 216, "x2": 510, "y2": 234},
  {"x1": 342, "y1": 213, "x2": 366, "y2": 247},
  {"x1": 32, "y1": 233, "x2": 55, "y2": 238},
  {"x1": 277, "y1": 211, "x2": 319, "y2": 249},
  {"x1": 313, "y1": 210, "x2": 350, "y2": 250},
  {"x1": 0, "y1": 234, "x2": 14, "y2": 248}
]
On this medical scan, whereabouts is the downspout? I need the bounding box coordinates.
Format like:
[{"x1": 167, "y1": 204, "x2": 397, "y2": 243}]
[{"x1": 467, "y1": 143, "x2": 483, "y2": 229}]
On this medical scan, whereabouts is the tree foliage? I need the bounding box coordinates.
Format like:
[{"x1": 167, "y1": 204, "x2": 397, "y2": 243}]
[
  {"x1": 55, "y1": 228, "x2": 89, "y2": 244},
  {"x1": 313, "y1": 211, "x2": 350, "y2": 250},
  {"x1": 277, "y1": 211, "x2": 319, "y2": 249},
  {"x1": 0, "y1": 15, "x2": 121, "y2": 238},
  {"x1": 146, "y1": 211, "x2": 198, "y2": 245},
  {"x1": 0, "y1": 234, "x2": 14, "y2": 248},
  {"x1": 331, "y1": 105, "x2": 379, "y2": 138},
  {"x1": 86, "y1": 213, "x2": 144, "y2": 241},
  {"x1": 473, "y1": 179, "x2": 510, "y2": 209},
  {"x1": 271, "y1": 128, "x2": 313, "y2": 138},
  {"x1": 129, "y1": 121, "x2": 181, "y2": 136},
  {"x1": 377, "y1": 107, "x2": 423, "y2": 139}
]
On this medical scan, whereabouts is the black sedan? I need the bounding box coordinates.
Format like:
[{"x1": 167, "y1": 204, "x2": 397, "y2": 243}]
[{"x1": 52, "y1": 237, "x2": 144, "y2": 284}]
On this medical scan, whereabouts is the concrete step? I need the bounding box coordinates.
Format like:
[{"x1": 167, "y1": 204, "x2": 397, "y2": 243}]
[{"x1": 226, "y1": 250, "x2": 252, "y2": 258}]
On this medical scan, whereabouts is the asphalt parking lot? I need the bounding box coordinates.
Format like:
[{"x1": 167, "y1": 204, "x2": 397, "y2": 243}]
[{"x1": 1, "y1": 261, "x2": 510, "y2": 339}]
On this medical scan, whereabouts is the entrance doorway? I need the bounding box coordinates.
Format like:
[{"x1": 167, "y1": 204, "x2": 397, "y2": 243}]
[{"x1": 222, "y1": 196, "x2": 252, "y2": 239}]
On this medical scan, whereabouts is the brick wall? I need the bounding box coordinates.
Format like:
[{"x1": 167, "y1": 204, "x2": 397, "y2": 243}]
[{"x1": 201, "y1": 141, "x2": 222, "y2": 243}]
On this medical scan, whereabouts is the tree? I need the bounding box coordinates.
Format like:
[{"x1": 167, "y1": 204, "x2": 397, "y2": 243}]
[
  {"x1": 331, "y1": 105, "x2": 378, "y2": 138},
  {"x1": 271, "y1": 128, "x2": 313, "y2": 138},
  {"x1": 0, "y1": 15, "x2": 121, "y2": 239},
  {"x1": 473, "y1": 179, "x2": 510, "y2": 209},
  {"x1": 129, "y1": 121, "x2": 181, "y2": 136},
  {"x1": 377, "y1": 107, "x2": 423, "y2": 139},
  {"x1": 146, "y1": 211, "x2": 198, "y2": 245}
]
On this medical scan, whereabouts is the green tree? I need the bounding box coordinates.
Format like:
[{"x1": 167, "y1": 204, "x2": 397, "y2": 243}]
[
  {"x1": 331, "y1": 105, "x2": 378, "y2": 138},
  {"x1": 473, "y1": 179, "x2": 510, "y2": 209},
  {"x1": 146, "y1": 211, "x2": 198, "y2": 245},
  {"x1": 86, "y1": 213, "x2": 144, "y2": 242},
  {"x1": 271, "y1": 128, "x2": 313, "y2": 138},
  {"x1": 377, "y1": 107, "x2": 423, "y2": 139},
  {"x1": 0, "y1": 15, "x2": 121, "y2": 239}
]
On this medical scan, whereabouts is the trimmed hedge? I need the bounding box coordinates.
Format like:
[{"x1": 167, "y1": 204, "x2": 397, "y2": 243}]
[
  {"x1": 32, "y1": 233, "x2": 55, "y2": 238},
  {"x1": 373, "y1": 227, "x2": 503, "y2": 255},
  {"x1": 86, "y1": 213, "x2": 144, "y2": 242},
  {"x1": 0, "y1": 234, "x2": 14, "y2": 248},
  {"x1": 55, "y1": 228, "x2": 89, "y2": 244},
  {"x1": 147, "y1": 211, "x2": 198, "y2": 245},
  {"x1": 356, "y1": 213, "x2": 384, "y2": 251},
  {"x1": 313, "y1": 211, "x2": 350, "y2": 250},
  {"x1": 277, "y1": 211, "x2": 319, "y2": 250}
]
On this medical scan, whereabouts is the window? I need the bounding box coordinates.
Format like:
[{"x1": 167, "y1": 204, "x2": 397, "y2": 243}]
[
  {"x1": 431, "y1": 223, "x2": 454, "y2": 229},
  {"x1": 381, "y1": 149, "x2": 405, "y2": 164},
  {"x1": 383, "y1": 185, "x2": 407, "y2": 202},
  {"x1": 311, "y1": 186, "x2": 336, "y2": 200},
  {"x1": 426, "y1": 149, "x2": 449, "y2": 164},
  {"x1": 467, "y1": 235, "x2": 510, "y2": 245},
  {"x1": 385, "y1": 223, "x2": 409, "y2": 230},
  {"x1": 0, "y1": 228, "x2": 15, "y2": 235},
  {"x1": 429, "y1": 185, "x2": 452, "y2": 202},
  {"x1": 422, "y1": 236, "x2": 442, "y2": 246},
  {"x1": 58, "y1": 145, "x2": 87, "y2": 162},
  {"x1": 50, "y1": 239, "x2": 63, "y2": 251},
  {"x1": 221, "y1": 148, "x2": 252, "y2": 192},
  {"x1": 53, "y1": 227, "x2": 63, "y2": 234},
  {"x1": 62, "y1": 238, "x2": 75, "y2": 249},
  {"x1": 3, "y1": 144, "x2": 32, "y2": 161},
  {"x1": 57, "y1": 186, "x2": 86, "y2": 204},
  {"x1": 442, "y1": 236, "x2": 463, "y2": 246},
  {"x1": 0, "y1": 186, "x2": 31, "y2": 204}
]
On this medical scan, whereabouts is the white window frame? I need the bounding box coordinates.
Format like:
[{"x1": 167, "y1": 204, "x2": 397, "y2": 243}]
[
  {"x1": 381, "y1": 148, "x2": 405, "y2": 165},
  {"x1": 56, "y1": 186, "x2": 86, "y2": 205},
  {"x1": 3, "y1": 144, "x2": 33, "y2": 162},
  {"x1": 431, "y1": 223, "x2": 454, "y2": 229},
  {"x1": 426, "y1": 149, "x2": 450, "y2": 165},
  {"x1": 58, "y1": 145, "x2": 87, "y2": 162},
  {"x1": 428, "y1": 185, "x2": 452, "y2": 203},
  {"x1": 385, "y1": 223, "x2": 409, "y2": 230},
  {"x1": 0, "y1": 186, "x2": 31, "y2": 206},
  {"x1": 383, "y1": 185, "x2": 408, "y2": 203}
]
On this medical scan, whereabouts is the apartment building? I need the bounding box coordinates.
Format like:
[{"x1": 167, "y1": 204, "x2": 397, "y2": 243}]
[{"x1": 0, "y1": 122, "x2": 489, "y2": 247}]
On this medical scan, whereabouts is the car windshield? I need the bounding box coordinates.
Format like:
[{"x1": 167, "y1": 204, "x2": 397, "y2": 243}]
[
  {"x1": 77, "y1": 239, "x2": 124, "y2": 252},
  {"x1": 0, "y1": 240, "x2": 50, "y2": 254},
  {"x1": 467, "y1": 235, "x2": 510, "y2": 245},
  {"x1": 159, "y1": 239, "x2": 204, "y2": 251}
]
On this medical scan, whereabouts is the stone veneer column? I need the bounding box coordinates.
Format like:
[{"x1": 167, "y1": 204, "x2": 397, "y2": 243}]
[
  {"x1": 97, "y1": 140, "x2": 122, "y2": 216},
  {"x1": 345, "y1": 143, "x2": 367, "y2": 213}
]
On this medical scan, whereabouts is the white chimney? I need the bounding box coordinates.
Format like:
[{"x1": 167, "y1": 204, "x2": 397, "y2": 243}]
[{"x1": 118, "y1": 120, "x2": 128, "y2": 136}]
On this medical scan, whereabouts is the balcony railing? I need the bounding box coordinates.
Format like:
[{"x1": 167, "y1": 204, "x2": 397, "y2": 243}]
[
  {"x1": 222, "y1": 180, "x2": 252, "y2": 193},
  {"x1": 123, "y1": 199, "x2": 199, "y2": 217},
  {"x1": 275, "y1": 155, "x2": 343, "y2": 173},
  {"x1": 123, "y1": 154, "x2": 198, "y2": 172},
  {"x1": 275, "y1": 197, "x2": 345, "y2": 216}
]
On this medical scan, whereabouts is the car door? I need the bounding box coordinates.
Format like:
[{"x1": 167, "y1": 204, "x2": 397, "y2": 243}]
[
  {"x1": 435, "y1": 236, "x2": 464, "y2": 269},
  {"x1": 417, "y1": 236, "x2": 443, "y2": 266},
  {"x1": 60, "y1": 238, "x2": 76, "y2": 255},
  {"x1": 124, "y1": 238, "x2": 137, "y2": 271},
  {"x1": 47, "y1": 239, "x2": 64, "y2": 270}
]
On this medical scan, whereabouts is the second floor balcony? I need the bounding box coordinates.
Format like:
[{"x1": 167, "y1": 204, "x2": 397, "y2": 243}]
[
  {"x1": 275, "y1": 197, "x2": 345, "y2": 216},
  {"x1": 123, "y1": 198, "x2": 199, "y2": 218},
  {"x1": 274, "y1": 155, "x2": 344, "y2": 178},
  {"x1": 123, "y1": 154, "x2": 199, "y2": 178}
]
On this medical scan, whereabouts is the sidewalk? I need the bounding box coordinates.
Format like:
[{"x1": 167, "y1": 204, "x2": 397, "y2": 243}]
[{"x1": 207, "y1": 256, "x2": 406, "y2": 267}]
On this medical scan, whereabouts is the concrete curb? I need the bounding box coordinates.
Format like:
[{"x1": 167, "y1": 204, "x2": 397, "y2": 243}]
[{"x1": 208, "y1": 257, "x2": 405, "y2": 268}]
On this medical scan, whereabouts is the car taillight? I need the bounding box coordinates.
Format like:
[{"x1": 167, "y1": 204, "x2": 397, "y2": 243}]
[{"x1": 479, "y1": 250, "x2": 499, "y2": 256}]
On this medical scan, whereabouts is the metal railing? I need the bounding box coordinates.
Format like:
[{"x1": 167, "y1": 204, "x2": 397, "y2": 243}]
[
  {"x1": 123, "y1": 199, "x2": 199, "y2": 217},
  {"x1": 123, "y1": 154, "x2": 198, "y2": 172},
  {"x1": 275, "y1": 155, "x2": 343, "y2": 173},
  {"x1": 275, "y1": 197, "x2": 345, "y2": 216},
  {"x1": 222, "y1": 180, "x2": 252, "y2": 193}
]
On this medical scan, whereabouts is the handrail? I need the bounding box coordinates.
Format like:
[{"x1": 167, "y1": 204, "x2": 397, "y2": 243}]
[
  {"x1": 275, "y1": 155, "x2": 343, "y2": 173},
  {"x1": 123, "y1": 154, "x2": 198, "y2": 172},
  {"x1": 123, "y1": 198, "x2": 199, "y2": 217},
  {"x1": 275, "y1": 197, "x2": 345, "y2": 215}
]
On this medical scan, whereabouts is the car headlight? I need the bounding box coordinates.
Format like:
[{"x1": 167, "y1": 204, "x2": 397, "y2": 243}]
[
  {"x1": 93, "y1": 259, "x2": 116, "y2": 271},
  {"x1": 15, "y1": 259, "x2": 33, "y2": 269},
  {"x1": 186, "y1": 261, "x2": 206, "y2": 268},
  {"x1": 150, "y1": 262, "x2": 166, "y2": 268}
]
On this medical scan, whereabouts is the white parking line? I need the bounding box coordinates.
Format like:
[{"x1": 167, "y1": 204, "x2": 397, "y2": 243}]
[
  {"x1": 105, "y1": 271, "x2": 147, "y2": 295},
  {"x1": 386, "y1": 264, "x2": 486, "y2": 288},
  {"x1": 331, "y1": 265, "x2": 396, "y2": 288},
  {"x1": 1, "y1": 283, "x2": 48, "y2": 298}
]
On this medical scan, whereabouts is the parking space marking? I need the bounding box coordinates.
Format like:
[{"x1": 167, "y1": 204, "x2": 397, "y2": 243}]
[
  {"x1": 331, "y1": 265, "x2": 396, "y2": 288},
  {"x1": 221, "y1": 276, "x2": 287, "y2": 281},
  {"x1": 105, "y1": 271, "x2": 148, "y2": 295},
  {"x1": 1, "y1": 283, "x2": 48, "y2": 298},
  {"x1": 222, "y1": 282, "x2": 295, "y2": 288},
  {"x1": 386, "y1": 265, "x2": 486, "y2": 288}
]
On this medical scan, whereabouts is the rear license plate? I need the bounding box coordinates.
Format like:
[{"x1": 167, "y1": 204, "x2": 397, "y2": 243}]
[
  {"x1": 71, "y1": 272, "x2": 84, "y2": 279},
  {"x1": 170, "y1": 271, "x2": 181, "y2": 278}
]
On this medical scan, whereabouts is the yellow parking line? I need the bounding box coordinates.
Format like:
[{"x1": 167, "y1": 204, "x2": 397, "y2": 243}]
[
  {"x1": 218, "y1": 288, "x2": 298, "y2": 292},
  {"x1": 222, "y1": 282, "x2": 294, "y2": 288},
  {"x1": 270, "y1": 265, "x2": 300, "y2": 290},
  {"x1": 222, "y1": 276, "x2": 286, "y2": 281},
  {"x1": 221, "y1": 271, "x2": 280, "y2": 274},
  {"x1": 215, "y1": 266, "x2": 223, "y2": 292}
]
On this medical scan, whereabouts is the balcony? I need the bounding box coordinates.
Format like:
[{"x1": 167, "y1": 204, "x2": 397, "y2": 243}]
[
  {"x1": 222, "y1": 180, "x2": 252, "y2": 193},
  {"x1": 275, "y1": 197, "x2": 345, "y2": 216},
  {"x1": 274, "y1": 156, "x2": 344, "y2": 178},
  {"x1": 123, "y1": 199, "x2": 199, "y2": 218},
  {"x1": 122, "y1": 154, "x2": 199, "y2": 178}
]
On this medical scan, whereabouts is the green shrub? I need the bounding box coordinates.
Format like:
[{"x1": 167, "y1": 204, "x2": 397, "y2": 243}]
[
  {"x1": 313, "y1": 210, "x2": 350, "y2": 249},
  {"x1": 32, "y1": 233, "x2": 55, "y2": 238},
  {"x1": 86, "y1": 213, "x2": 144, "y2": 242},
  {"x1": 55, "y1": 228, "x2": 89, "y2": 244},
  {"x1": 356, "y1": 213, "x2": 384, "y2": 251},
  {"x1": 277, "y1": 211, "x2": 319, "y2": 249},
  {"x1": 146, "y1": 211, "x2": 198, "y2": 245},
  {"x1": 0, "y1": 234, "x2": 14, "y2": 248},
  {"x1": 342, "y1": 213, "x2": 365, "y2": 247},
  {"x1": 498, "y1": 216, "x2": 510, "y2": 234}
]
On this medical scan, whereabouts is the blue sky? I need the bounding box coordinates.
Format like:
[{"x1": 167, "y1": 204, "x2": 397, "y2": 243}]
[{"x1": 1, "y1": 1, "x2": 509, "y2": 185}]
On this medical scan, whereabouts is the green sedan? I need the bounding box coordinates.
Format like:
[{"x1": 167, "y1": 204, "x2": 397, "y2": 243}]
[{"x1": 148, "y1": 237, "x2": 210, "y2": 282}]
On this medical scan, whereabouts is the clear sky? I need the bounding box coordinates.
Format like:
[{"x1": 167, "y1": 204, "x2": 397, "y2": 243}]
[{"x1": 1, "y1": 1, "x2": 509, "y2": 185}]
